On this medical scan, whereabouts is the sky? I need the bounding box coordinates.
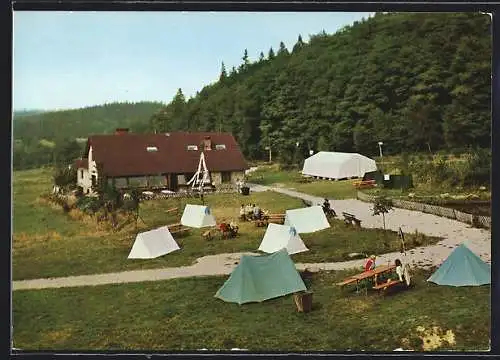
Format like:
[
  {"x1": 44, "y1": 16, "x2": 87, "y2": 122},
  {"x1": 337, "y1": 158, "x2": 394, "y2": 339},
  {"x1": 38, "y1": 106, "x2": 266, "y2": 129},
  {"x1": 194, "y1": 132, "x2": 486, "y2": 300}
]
[{"x1": 13, "y1": 11, "x2": 373, "y2": 111}]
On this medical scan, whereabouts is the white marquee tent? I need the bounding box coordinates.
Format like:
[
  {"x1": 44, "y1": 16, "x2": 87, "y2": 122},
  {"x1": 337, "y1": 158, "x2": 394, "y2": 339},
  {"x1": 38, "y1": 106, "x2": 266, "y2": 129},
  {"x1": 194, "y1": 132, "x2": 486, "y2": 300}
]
[
  {"x1": 258, "y1": 223, "x2": 309, "y2": 255},
  {"x1": 302, "y1": 151, "x2": 377, "y2": 180},
  {"x1": 181, "y1": 204, "x2": 217, "y2": 228},
  {"x1": 128, "y1": 226, "x2": 180, "y2": 259},
  {"x1": 284, "y1": 206, "x2": 330, "y2": 233}
]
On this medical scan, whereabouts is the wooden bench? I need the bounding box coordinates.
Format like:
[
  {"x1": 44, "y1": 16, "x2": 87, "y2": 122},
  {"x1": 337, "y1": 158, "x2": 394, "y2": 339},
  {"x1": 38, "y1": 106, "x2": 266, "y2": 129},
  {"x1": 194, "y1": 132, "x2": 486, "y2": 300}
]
[
  {"x1": 372, "y1": 279, "x2": 402, "y2": 291},
  {"x1": 167, "y1": 223, "x2": 190, "y2": 237},
  {"x1": 353, "y1": 179, "x2": 376, "y2": 189},
  {"x1": 336, "y1": 277, "x2": 358, "y2": 287},
  {"x1": 267, "y1": 214, "x2": 285, "y2": 224},
  {"x1": 342, "y1": 212, "x2": 362, "y2": 227}
]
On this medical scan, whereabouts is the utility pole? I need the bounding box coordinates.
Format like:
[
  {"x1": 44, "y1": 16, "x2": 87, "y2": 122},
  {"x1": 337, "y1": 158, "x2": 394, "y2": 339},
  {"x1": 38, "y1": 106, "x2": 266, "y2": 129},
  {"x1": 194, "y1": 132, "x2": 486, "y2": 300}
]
[{"x1": 378, "y1": 141, "x2": 384, "y2": 171}]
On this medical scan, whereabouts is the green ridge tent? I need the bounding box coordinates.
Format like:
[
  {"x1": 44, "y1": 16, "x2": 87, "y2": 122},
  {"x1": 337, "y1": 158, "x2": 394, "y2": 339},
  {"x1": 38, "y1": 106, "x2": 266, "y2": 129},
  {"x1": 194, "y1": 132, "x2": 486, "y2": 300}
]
[
  {"x1": 427, "y1": 243, "x2": 491, "y2": 286},
  {"x1": 214, "y1": 249, "x2": 307, "y2": 304}
]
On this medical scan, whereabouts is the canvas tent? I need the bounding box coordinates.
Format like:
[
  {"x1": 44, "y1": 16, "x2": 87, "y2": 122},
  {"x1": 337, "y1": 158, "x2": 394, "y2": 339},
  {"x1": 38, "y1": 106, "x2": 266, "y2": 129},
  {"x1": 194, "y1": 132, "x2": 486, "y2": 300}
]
[
  {"x1": 427, "y1": 244, "x2": 491, "y2": 286},
  {"x1": 214, "y1": 248, "x2": 307, "y2": 305},
  {"x1": 284, "y1": 206, "x2": 330, "y2": 233},
  {"x1": 302, "y1": 151, "x2": 377, "y2": 180},
  {"x1": 258, "y1": 223, "x2": 309, "y2": 255},
  {"x1": 180, "y1": 204, "x2": 216, "y2": 228},
  {"x1": 128, "y1": 226, "x2": 180, "y2": 259}
]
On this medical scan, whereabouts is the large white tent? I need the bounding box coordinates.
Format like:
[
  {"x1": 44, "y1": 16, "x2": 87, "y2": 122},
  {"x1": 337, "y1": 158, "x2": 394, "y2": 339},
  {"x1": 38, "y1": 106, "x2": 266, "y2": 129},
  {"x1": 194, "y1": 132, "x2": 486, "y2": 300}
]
[
  {"x1": 128, "y1": 226, "x2": 180, "y2": 259},
  {"x1": 302, "y1": 151, "x2": 377, "y2": 180},
  {"x1": 284, "y1": 206, "x2": 330, "y2": 233},
  {"x1": 181, "y1": 204, "x2": 217, "y2": 228},
  {"x1": 258, "y1": 223, "x2": 309, "y2": 255}
]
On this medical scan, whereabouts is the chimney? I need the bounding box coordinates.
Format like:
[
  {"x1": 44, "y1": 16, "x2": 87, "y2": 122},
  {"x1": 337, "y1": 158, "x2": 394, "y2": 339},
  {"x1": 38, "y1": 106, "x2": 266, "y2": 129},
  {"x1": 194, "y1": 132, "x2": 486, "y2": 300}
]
[
  {"x1": 115, "y1": 128, "x2": 129, "y2": 135},
  {"x1": 203, "y1": 136, "x2": 212, "y2": 151}
]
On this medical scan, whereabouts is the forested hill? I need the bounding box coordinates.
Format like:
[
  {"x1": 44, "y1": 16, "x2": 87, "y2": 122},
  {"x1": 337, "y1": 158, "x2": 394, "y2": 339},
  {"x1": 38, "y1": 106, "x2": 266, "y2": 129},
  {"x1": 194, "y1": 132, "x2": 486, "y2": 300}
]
[
  {"x1": 13, "y1": 101, "x2": 165, "y2": 143},
  {"x1": 151, "y1": 12, "x2": 491, "y2": 163}
]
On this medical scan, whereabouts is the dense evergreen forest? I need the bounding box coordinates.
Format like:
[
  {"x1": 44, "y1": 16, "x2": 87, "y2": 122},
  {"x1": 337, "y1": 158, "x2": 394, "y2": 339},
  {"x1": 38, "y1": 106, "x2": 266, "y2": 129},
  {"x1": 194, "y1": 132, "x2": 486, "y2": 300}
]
[
  {"x1": 14, "y1": 12, "x2": 491, "y2": 170},
  {"x1": 150, "y1": 12, "x2": 491, "y2": 163}
]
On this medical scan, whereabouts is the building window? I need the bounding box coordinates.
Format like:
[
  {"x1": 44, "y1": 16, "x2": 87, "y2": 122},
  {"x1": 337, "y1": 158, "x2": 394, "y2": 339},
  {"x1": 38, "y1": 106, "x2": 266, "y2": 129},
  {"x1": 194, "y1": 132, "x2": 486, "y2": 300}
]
[
  {"x1": 215, "y1": 144, "x2": 226, "y2": 150},
  {"x1": 79, "y1": 169, "x2": 83, "y2": 179},
  {"x1": 221, "y1": 172, "x2": 231, "y2": 183},
  {"x1": 146, "y1": 146, "x2": 158, "y2": 152}
]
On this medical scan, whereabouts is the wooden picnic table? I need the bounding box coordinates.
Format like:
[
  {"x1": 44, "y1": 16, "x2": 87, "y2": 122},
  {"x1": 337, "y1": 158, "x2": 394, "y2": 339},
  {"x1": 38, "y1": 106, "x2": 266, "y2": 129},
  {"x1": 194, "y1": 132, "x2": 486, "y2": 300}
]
[{"x1": 336, "y1": 264, "x2": 396, "y2": 293}]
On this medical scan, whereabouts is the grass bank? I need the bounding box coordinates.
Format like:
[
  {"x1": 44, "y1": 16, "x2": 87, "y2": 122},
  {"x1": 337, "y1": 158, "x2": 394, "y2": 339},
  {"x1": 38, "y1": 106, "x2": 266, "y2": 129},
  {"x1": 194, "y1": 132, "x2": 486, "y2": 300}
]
[{"x1": 12, "y1": 269, "x2": 490, "y2": 351}]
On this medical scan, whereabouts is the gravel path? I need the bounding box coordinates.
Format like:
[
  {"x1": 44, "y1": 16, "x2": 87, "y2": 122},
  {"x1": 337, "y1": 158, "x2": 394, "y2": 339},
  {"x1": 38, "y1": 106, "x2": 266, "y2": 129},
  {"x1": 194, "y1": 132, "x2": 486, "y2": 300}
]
[{"x1": 12, "y1": 184, "x2": 490, "y2": 291}]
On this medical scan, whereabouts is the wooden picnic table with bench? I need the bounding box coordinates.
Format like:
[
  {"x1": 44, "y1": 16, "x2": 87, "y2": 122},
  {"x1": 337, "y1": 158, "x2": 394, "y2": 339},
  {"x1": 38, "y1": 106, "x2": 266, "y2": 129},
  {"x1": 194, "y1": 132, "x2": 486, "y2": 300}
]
[
  {"x1": 336, "y1": 264, "x2": 398, "y2": 295},
  {"x1": 342, "y1": 212, "x2": 362, "y2": 227},
  {"x1": 255, "y1": 213, "x2": 285, "y2": 227},
  {"x1": 167, "y1": 222, "x2": 190, "y2": 237},
  {"x1": 353, "y1": 179, "x2": 376, "y2": 189}
]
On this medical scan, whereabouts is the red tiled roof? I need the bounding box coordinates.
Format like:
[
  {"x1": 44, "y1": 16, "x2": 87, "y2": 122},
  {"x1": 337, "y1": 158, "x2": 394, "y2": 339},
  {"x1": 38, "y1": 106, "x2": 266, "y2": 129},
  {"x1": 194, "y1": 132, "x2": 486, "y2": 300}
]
[
  {"x1": 74, "y1": 158, "x2": 88, "y2": 169},
  {"x1": 86, "y1": 132, "x2": 249, "y2": 177}
]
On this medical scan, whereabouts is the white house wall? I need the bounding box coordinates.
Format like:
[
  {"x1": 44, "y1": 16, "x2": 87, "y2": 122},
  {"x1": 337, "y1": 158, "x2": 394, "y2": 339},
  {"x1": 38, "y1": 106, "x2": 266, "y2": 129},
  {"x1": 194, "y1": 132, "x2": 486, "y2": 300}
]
[{"x1": 77, "y1": 167, "x2": 92, "y2": 193}]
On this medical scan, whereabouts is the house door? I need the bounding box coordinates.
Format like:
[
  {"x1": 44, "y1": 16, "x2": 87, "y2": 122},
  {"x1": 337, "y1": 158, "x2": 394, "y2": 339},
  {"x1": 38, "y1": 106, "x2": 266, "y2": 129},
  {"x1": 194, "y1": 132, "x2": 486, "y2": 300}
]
[{"x1": 170, "y1": 174, "x2": 178, "y2": 191}]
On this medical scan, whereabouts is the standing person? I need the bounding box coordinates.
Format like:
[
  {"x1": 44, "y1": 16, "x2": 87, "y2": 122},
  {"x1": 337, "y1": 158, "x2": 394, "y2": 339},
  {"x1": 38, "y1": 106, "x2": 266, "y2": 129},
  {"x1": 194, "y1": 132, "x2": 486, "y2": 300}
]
[
  {"x1": 364, "y1": 255, "x2": 377, "y2": 272},
  {"x1": 236, "y1": 179, "x2": 242, "y2": 194}
]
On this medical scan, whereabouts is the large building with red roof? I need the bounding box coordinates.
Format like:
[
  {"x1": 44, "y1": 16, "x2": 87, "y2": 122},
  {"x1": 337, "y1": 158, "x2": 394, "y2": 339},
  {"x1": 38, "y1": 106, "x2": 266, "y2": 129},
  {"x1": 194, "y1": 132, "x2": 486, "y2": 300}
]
[{"x1": 74, "y1": 128, "x2": 249, "y2": 193}]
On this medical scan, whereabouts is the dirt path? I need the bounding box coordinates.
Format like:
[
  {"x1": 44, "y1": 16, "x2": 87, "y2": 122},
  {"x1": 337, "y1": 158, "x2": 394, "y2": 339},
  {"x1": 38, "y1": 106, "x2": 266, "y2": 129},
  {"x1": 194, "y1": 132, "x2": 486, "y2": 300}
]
[
  {"x1": 255, "y1": 184, "x2": 491, "y2": 267},
  {"x1": 12, "y1": 184, "x2": 491, "y2": 291}
]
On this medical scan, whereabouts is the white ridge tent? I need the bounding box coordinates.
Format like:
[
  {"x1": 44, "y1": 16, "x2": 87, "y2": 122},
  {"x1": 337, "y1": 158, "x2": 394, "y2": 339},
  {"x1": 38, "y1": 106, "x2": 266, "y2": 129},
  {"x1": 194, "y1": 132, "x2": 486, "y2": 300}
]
[
  {"x1": 258, "y1": 223, "x2": 309, "y2": 255},
  {"x1": 284, "y1": 206, "x2": 330, "y2": 233},
  {"x1": 128, "y1": 226, "x2": 180, "y2": 259},
  {"x1": 181, "y1": 204, "x2": 217, "y2": 228},
  {"x1": 302, "y1": 151, "x2": 377, "y2": 180}
]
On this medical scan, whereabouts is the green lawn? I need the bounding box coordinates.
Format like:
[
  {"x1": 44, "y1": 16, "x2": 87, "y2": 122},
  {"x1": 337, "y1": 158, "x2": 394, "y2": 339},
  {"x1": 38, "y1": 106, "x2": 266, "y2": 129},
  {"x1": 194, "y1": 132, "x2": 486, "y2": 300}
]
[
  {"x1": 12, "y1": 270, "x2": 490, "y2": 351},
  {"x1": 246, "y1": 164, "x2": 358, "y2": 199},
  {"x1": 13, "y1": 168, "x2": 440, "y2": 280}
]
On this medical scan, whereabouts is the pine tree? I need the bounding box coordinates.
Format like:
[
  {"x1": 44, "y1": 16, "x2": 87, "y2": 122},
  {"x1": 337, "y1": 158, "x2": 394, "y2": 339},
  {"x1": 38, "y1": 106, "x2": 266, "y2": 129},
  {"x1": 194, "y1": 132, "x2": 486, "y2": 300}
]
[
  {"x1": 292, "y1": 34, "x2": 304, "y2": 52},
  {"x1": 219, "y1": 61, "x2": 227, "y2": 82},
  {"x1": 277, "y1": 41, "x2": 289, "y2": 56},
  {"x1": 239, "y1": 49, "x2": 250, "y2": 71},
  {"x1": 259, "y1": 51, "x2": 265, "y2": 62},
  {"x1": 268, "y1": 47, "x2": 275, "y2": 60}
]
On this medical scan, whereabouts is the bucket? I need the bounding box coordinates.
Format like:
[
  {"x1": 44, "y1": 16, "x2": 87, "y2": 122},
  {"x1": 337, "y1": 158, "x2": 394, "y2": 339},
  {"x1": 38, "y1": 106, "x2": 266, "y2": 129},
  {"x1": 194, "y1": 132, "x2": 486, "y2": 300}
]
[{"x1": 293, "y1": 291, "x2": 313, "y2": 313}]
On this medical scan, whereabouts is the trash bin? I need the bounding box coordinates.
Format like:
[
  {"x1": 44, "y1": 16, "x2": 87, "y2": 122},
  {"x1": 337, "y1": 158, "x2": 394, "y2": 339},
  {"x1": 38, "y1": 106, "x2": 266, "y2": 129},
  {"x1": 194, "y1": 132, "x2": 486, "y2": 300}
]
[
  {"x1": 241, "y1": 186, "x2": 250, "y2": 196},
  {"x1": 293, "y1": 291, "x2": 313, "y2": 313}
]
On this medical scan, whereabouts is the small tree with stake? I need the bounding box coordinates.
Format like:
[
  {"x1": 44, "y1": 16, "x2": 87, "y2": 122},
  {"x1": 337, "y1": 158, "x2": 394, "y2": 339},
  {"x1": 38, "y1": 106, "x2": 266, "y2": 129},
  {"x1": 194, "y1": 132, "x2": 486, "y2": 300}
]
[{"x1": 371, "y1": 195, "x2": 394, "y2": 230}]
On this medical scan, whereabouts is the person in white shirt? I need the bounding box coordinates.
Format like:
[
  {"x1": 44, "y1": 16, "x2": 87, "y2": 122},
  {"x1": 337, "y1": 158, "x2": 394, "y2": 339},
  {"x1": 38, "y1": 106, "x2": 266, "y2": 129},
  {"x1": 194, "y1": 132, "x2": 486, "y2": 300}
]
[
  {"x1": 395, "y1": 259, "x2": 404, "y2": 281},
  {"x1": 239, "y1": 204, "x2": 246, "y2": 221}
]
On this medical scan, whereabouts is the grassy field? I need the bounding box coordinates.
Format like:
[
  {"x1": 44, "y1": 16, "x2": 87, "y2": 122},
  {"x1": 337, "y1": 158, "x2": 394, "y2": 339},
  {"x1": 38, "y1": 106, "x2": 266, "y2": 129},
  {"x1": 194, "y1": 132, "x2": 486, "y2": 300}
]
[
  {"x1": 246, "y1": 164, "x2": 358, "y2": 199},
  {"x1": 12, "y1": 269, "x2": 490, "y2": 351},
  {"x1": 13, "y1": 168, "x2": 440, "y2": 280}
]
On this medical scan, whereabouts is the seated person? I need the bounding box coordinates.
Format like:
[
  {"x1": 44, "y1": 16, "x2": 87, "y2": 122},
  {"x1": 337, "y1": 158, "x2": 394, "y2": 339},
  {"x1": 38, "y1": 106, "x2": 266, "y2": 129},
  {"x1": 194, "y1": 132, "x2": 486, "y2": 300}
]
[
  {"x1": 239, "y1": 204, "x2": 246, "y2": 221},
  {"x1": 229, "y1": 219, "x2": 239, "y2": 236},
  {"x1": 245, "y1": 204, "x2": 253, "y2": 217},
  {"x1": 253, "y1": 204, "x2": 261, "y2": 220},
  {"x1": 364, "y1": 255, "x2": 376, "y2": 272},
  {"x1": 395, "y1": 259, "x2": 404, "y2": 281},
  {"x1": 322, "y1": 198, "x2": 336, "y2": 216},
  {"x1": 322, "y1": 198, "x2": 330, "y2": 211}
]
